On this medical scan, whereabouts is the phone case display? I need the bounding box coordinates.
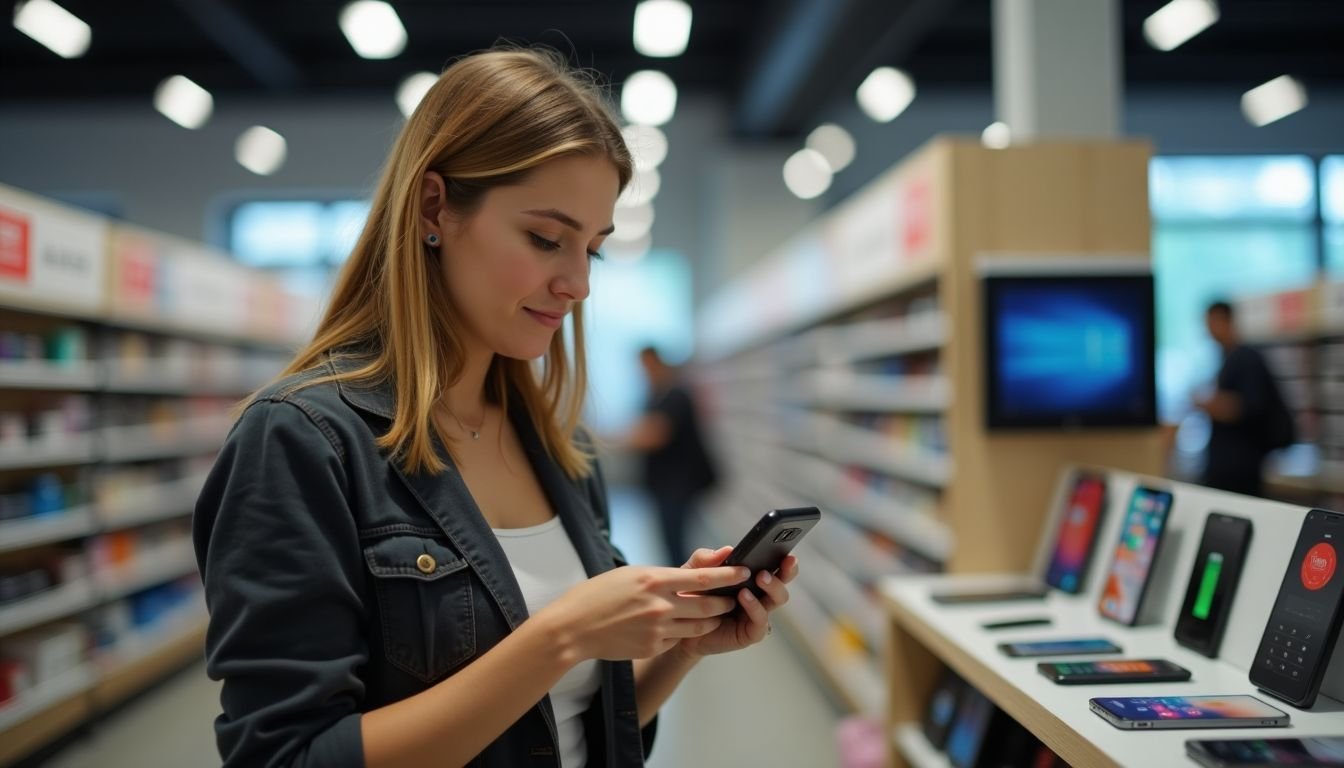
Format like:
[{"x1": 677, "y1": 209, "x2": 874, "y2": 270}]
[
  {"x1": 1250, "y1": 509, "x2": 1344, "y2": 709},
  {"x1": 1176, "y1": 514, "x2": 1253, "y2": 658},
  {"x1": 1098, "y1": 486, "x2": 1173, "y2": 625},
  {"x1": 922, "y1": 667, "x2": 964, "y2": 750}
]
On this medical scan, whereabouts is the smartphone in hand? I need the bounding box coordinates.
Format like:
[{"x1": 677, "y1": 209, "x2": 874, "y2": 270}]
[{"x1": 701, "y1": 507, "x2": 820, "y2": 598}]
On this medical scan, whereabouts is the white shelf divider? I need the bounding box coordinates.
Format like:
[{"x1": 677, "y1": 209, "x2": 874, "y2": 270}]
[
  {"x1": 0, "y1": 579, "x2": 97, "y2": 638},
  {"x1": 0, "y1": 663, "x2": 97, "y2": 732},
  {"x1": 0, "y1": 507, "x2": 96, "y2": 554},
  {"x1": 789, "y1": 372, "x2": 950, "y2": 413},
  {"x1": 0, "y1": 359, "x2": 100, "y2": 391},
  {"x1": 99, "y1": 420, "x2": 228, "y2": 463},
  {"x1": 0, "y1": 435, "x2": 97, "y2": 471},
  {"x1": 95, "y1": 474, "x2": 209, "y2": 530},
  {"x1": 97, "y1": 541, "x2": 198, "y2": 601}
]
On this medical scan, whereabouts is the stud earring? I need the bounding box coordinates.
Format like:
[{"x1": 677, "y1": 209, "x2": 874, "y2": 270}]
[{"x1": 425, "y1": 233, "x2": 441, "y2": 247}]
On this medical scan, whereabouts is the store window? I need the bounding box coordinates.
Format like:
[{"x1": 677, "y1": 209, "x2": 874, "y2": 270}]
[
  {"x1": 1150, "y1": 156, "x2": 1319, "y2": 423},
  {"x1": 228, "y1": 199, "x2": 369, "y2": 298},
  {"x1": 1324, "y1": 156, "x2": 1344, "y2": 275}
]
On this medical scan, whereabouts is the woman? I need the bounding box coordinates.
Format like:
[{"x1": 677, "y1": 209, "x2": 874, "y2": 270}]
[{"x1": 193, "y1": 47, "x2": 797, "y2": 768}]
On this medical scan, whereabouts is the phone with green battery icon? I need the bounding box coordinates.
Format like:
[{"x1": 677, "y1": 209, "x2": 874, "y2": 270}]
[{"x1": 1175, "y1": 513, "x2": 1252, "y2": 658}]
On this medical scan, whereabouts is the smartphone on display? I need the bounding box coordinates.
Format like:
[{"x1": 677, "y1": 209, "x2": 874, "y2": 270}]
[
  {"x1": 1098, "y1": 485, "x2": 1174, "y2": 625},
  {"x1": 1175, "y1": 513, "x2": 1253, "y2": 658},
  {"x1": 1089, "y1": 695, "x2": 1290, "y2": 730},
  {"x1": 1044, "y1": 471, "x2": 1108, "y2": 594},
  {"x1": 945, "y1": 687, "x2": 996, "y2": 768},
  {"x1": 997, "y1": 638, "x2": 1122, "y2": 658},
  {"x1": 1186, "y1": 736, "x2": 1344, "y2": 767},
  {"x1": 1037, "y1": 658, "x2": 1191, "y2": 685},
  {"x1": 931, "y1": 588, "x2": 1048, "y2": 605},
  {"x1": 922, "y1": 668, "x2": 965, "y2": 751},
  {"x1": 1249, "y1": 509, "x2": 1344, "y2": 708},
  {"x1": 701, "y1": 507, "x2": 820, "y2": 598}
]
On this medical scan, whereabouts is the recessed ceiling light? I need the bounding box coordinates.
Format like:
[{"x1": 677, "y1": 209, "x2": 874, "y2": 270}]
[
  {"x1": 783, "y1": 148, "x2": 832, "y2": 200},
  {"x1": 396, "y1": 71, "x2": 437, "y2": 118},
  {"x1": 805, "y1": 123, "x2": 855, "y2": 172},
  {"x1": 622, "y1": 124, "x2": 669, "y2": 171},
  {"x1": 339, "y1": 1, "x2": 406, "y2": 60},
  {"x1": 154, "y1": 75, "x2": 213, "y2": 130},
  {"x1": 1143, "y1": 0, "x2": 1219, "y2": 52},
  {"x1": 1241, "y1": 75, "x2": 1308, "y2": 127},
  {"x1": 633, "y1": 0, "x2": 692, "y2": 58},
  {"x1": 12, "y1": 0, "x2": 90, "y2": 58},
  {"x1": 856, "y1": 67, "x2": 915, "y2": 123},
  {"x1": 981, "y1": 121, "x2": 1011, "y2": 149},
  {"x1": 621, "y1": 70, "x2": 678, "y2": 126},
  {"x1": 236, "y1": 126, "x2": 288, "y2": 176}
]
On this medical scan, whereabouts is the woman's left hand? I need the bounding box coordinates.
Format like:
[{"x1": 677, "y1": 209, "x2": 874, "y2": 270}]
[{"x1": 673, "y1": 546, "x2": 798, "y2": 659}]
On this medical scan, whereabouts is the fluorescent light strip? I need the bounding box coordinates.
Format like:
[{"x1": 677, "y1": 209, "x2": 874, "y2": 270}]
[
  {"x1": 1143, "y1": 0, "x2": 1219, "y2": 52},
  {"x1": 1241, "y1": 75, "x2": 1308, "y2": 127},
  {"x1": 12, "y1": 0, "x2": 90, "y2": 59}
]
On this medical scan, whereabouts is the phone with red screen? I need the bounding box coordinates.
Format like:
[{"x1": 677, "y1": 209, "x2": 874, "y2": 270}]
[{"x1": 1044, "y1": 471, "x2": 1107, "y2": 594}]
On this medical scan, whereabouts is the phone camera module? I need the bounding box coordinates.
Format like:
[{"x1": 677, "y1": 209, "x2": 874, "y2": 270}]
[{"x1": 774, "y1": 528, "x2": 800, "y2": 543}]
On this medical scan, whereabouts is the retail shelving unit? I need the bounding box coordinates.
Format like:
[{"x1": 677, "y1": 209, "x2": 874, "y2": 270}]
[
  {"x1": 882, "y1": 466, "x2": 1344, "y2": 768},
  {"x1": 0, "y1": 184, "x2": 314, "y2": 764},
  {"x1": 696, "y1": 138, "x2": 1165, "y2": 720},
  {"x1": 1237, "y1": 281, "x2": 1344, "y2": 510}
]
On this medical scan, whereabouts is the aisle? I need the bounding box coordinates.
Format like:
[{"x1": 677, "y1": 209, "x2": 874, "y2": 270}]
[{"x1": 37, "y1": 488, "x2": 842, "y2": 767}]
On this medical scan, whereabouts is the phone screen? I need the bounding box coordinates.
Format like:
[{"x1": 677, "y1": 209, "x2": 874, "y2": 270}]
[
  {"x1": 1176, "y1": 514, "x2": 1252, "y2": 656},
  {"x1": 1054, "y1": 660, "x2": 1172, "y2": 676},
  {"x1": 1190, "y1": 737, "x2": 1344, "y2": 766},
  {"x1": 945, "y1": 688, "x2": 994, "y2": 768},
  {"x1": 1095, "y1": 696, "x2": 1286, "y2": 722},
  {"x1": 1250, "y1": 510, "x2": 1344, "y2": 706},
  {"x1": 1098, "y1": 486, "x2": 1173, "y2": 624},
  {"x1": 1044, "y1": 473, "x2": 1106, "y2": 593},
  {"x1": 1001, "y1": 638, "x2": 1121, "y2": 657}
]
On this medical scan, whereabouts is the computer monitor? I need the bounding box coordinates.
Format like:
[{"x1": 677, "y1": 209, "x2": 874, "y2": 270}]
[{"x1": 983, "y1": 266, "x2": 1156, "y2": 429}]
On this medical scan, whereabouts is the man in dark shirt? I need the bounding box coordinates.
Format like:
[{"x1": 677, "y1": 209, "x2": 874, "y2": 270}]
[
  {"x1": 1196, "y1": 300, "x2": 1288, "y2": 497},
  {"x1": 626, "y1": 346, "x2": 719, "y2": 564}
]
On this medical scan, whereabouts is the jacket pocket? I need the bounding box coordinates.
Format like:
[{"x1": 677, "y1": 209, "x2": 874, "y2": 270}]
[{"x1": 363, "y1": 535, "x2": 475, "y2": 682}]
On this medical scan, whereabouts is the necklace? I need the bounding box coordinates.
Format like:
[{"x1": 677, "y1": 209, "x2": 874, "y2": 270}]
[{"x1": 446, "y1": 407, "x2": 485, "y2": 440}]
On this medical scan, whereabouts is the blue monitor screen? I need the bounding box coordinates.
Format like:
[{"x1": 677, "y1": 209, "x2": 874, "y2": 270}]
[{"x1": 984, "y1": 273, "x2": 1156, "y2": 428}]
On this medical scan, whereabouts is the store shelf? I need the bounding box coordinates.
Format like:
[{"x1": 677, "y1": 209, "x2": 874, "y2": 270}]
[
  {"x1": 93, "y1": 617, "x2": 208, "y2": 709},
  {"x1": 0, "y1": 360, "x2": 100, "y2": 391},
  {"x1": 0, "y1": 663, "x2": 97, "y2": 734},
  {"x1": 99, "y1": 421, "x2": 228, "y2": 463},
  {"x1": 96, "y1": 474, "x2": 208, "y2": 529},
  {"x1": 797, "y1": 412, "x2": 950, "y2": 487},
  {"x1": 0, "y1": 579, "x2": 97, "y2": 638},
  {"x1": 97, "y1": 541, "x2": 198, "y2": 601},
  {"x1": 104, "y1": 364, "x2": 263, "y2": 396},
  {"x1": 893, "y1": 724, "x2": 951, "y2": 768},
  {"x1": 0, "y1": 507, "x2": 96, "y2": 553},
  {"x1": 0, "y1": 435, "x2": 97, "y2": 471},
  {"x1": 774, "y1": 584, "x2": 884, "y2": 718},
  {"x1": 825, "y1": 313, "x2": 946, "y2": 366},
  {"x1": 787, "y1": 372, "x2": 949, "y2": 413}
]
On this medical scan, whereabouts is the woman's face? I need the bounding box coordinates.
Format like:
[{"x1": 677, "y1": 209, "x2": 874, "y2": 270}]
[{"x1": 429, "y1": 154, "x2": 620, "y2": 361}]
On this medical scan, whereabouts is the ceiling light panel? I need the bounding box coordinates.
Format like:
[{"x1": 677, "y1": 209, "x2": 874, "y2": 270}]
[
  {"x1": 1241, "y1": 75, "x2": 1308, "y2": 127},
  {"x1": 236, "y1": 126, "x2": 288, "y2": 176},
  {"x1": 1143, "y1": 0, "x2": 1219, "y2": 52},
  {"x1": 621, "y1": 70, "x2": 678, "y2": 126},
  {"x1": 154, "y1": 75, "x2": 214, "y2": 129},
  {"x1": 856, "y1": 67, "x2": 915, "y2": 123},
  {"x1": 783, "y1": 148, "x2": 832, "y2": 200},
  {"x1": 806, "y1": 123, "x2": 855, "y2": 172}
]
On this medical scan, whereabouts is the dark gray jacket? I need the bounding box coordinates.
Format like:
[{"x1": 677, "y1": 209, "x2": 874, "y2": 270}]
[{"x1": 194, "y1": 351, "x2": 655, "y2": 767}]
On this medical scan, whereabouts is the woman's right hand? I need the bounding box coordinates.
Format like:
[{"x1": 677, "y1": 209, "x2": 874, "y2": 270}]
[{"x1": 537, "y1": 565, "x2": 747, "y2": 661}]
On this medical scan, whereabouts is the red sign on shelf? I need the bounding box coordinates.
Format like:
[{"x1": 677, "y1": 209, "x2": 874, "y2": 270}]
[
  {"x1": 902, "y1": 178, "x2": 931, "y2": 257},
  {"x1": 1274, "y1": 289, "x2": 1311, "y2": 334},
  {"x1": 0, "y1": 207, "x2": 32, "y2": 282}
]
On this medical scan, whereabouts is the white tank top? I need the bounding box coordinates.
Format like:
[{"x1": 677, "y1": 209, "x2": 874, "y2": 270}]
[{"x1": 493, "y1": 515, "x2": 601, "y2": 768}]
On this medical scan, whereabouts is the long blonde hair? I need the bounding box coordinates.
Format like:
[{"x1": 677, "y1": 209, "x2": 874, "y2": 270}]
[{"x1": 274, "y1": 47, "x2": 632, "y2": 478}]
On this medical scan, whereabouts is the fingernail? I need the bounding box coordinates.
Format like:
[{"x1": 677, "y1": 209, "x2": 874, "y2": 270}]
[
  {"x1": 737, "y1": 567, "x2": 751, "y2": 580},
  {"x1": 761, "y1": 571, "x2": 773, "y2": 585},
  {"x1": 742, "y1": 590, "x2": 756, "y2": 602}
]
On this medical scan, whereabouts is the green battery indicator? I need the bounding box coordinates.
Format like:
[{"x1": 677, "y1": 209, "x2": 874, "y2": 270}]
[{"x1": 1192, "y1": 552, "x2": 1224, "y2": 620}]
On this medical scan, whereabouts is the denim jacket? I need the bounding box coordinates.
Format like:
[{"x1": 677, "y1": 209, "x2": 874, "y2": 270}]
[{"x1": 193, "y1": 351, "x2": 655, "y2": 767}]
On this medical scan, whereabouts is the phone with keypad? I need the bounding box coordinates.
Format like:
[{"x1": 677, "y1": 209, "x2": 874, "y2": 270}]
[{"x1": 1249, "y1": 510, "x2": 1344, "y2": 709}]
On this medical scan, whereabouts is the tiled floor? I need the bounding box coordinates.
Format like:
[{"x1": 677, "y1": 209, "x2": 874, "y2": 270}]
[{"x1": 39, "y1": 488, "x2": 843, "y2": 767}]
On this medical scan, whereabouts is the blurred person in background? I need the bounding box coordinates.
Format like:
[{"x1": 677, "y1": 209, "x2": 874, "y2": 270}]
[
  {"x1": 194, "y1": 47, "x2": 793, "y2": 768},
  {"x1": 625, "y1": 346, "x2": 720, "y2": 565},
  {"x1": 1196, "y1": 299, "x2": 1294, "y2": 497}
]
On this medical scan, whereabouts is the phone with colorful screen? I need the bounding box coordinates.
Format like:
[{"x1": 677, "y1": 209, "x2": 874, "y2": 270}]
[
  {"x1": 1249, "y1": 509, "x2": 1344, "y2": 708},
  {"x1": 1037, "y1": 658, "x2": 1191, "y2": 685},
  {"x1": 1043, "y1": 471, "x2": 1107, "y2": 594},
  {"x1": 1089, "y1": 695, "x2": 1290, "y2": 730},
  {"x1": 1176, "y1": 513, "x2": 1252, "y2": 658},
  {"x1": 1098, "y1": 486, "x2": 1173, "y2": 625}
]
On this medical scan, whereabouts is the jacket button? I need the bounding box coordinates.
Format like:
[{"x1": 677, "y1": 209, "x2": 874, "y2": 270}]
[{"x1": 416, "y1": 554, "x2": 436, "y2": 574}]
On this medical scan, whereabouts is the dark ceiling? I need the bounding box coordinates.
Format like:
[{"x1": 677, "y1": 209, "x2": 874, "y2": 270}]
[{"x1": 2, "y1": 0, "x2": 1341, "y2": 138}]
